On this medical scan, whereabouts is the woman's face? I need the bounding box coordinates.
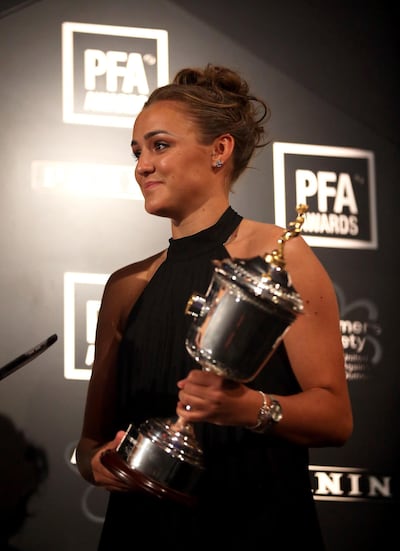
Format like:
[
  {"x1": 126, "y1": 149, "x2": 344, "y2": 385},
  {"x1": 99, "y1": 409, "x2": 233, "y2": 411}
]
[{"x1": 131, "y1": 100, "x2": 218, "y2": 220}]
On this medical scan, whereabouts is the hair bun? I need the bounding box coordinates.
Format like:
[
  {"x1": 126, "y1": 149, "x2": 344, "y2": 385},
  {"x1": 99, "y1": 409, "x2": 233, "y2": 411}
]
[{"x1": 174, "y1": 64, "x2": 248, "y2": 97}]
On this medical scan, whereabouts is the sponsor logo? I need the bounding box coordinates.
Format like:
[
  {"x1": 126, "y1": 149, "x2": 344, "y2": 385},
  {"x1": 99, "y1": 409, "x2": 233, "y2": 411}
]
[
  {"x1": 310, "y1": 465, "x2": 396, "y2": 503},
  {"x1": 273, "y1": 143, "x2": 378, "y2": 249},
  {"x1": 336, "y1": 285, "x2": 382, "y2": 380},
  {"x1": 61, "y1": 22, "x2": 169, "y2": 128}
]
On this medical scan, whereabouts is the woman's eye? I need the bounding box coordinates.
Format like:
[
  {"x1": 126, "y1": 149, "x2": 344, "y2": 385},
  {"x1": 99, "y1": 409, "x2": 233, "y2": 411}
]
[
  {"x1": 154, "y1": 141, "x2": 168, "y2": 151},
  {"x1": 131, "y1": 150, "x2": 140, "y2": 160}
]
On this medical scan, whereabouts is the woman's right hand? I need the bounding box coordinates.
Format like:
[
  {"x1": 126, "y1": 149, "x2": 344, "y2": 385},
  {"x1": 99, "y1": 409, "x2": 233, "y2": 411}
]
[{"x1": 90, "y1": 431, "x2": 133, "y2": 492}]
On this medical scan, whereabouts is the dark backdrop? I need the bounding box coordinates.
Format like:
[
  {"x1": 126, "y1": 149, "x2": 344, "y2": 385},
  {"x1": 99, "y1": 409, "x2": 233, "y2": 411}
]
[{"x1": 0, "y1": 1, "x2": 398, "y2": 549}]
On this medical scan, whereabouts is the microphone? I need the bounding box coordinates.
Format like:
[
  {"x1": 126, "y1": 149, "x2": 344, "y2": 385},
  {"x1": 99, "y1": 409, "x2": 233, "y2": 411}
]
[{"x1": 0, "y1": 334, "x2": 58, "y2": 381}]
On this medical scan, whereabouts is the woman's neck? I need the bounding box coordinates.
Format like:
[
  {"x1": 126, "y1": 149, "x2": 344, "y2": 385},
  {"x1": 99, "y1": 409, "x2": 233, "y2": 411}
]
[{"x1": 170, "y1": 200, "x2": 230, "y2": 239}]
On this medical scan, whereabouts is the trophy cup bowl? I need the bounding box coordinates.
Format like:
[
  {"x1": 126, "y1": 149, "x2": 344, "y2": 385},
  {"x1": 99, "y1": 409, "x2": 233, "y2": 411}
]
[{"x1": 101, "y1": 205, "x2": 308, "y2": 505}]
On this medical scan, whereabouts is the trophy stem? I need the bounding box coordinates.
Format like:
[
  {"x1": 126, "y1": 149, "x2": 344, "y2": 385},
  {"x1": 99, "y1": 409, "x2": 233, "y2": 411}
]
[{"x1": 171, "y1": 415, "x2": 194, "y2": 434}]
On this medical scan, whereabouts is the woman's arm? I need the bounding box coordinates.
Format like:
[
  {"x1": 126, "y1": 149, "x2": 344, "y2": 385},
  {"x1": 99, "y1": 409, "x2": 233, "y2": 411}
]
[
  {"x1": 75, "y1": 271, "x2": 127, "y2": 488},
  {"x1": 269, "y1": 234, "x2": 353, "y2": 445},
  {"x1": 75, "y1": 256, "x2": 162, "y2": 488}
]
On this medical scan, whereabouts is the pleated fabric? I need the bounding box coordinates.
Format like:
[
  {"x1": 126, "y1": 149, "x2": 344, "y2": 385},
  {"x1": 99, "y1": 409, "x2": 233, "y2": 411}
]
[{"x1": 98, "y1": 207, "x2": 325, "y2": 550}]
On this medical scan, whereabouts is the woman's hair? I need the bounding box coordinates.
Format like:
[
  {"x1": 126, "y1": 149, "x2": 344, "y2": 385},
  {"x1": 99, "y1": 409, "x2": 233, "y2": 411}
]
[{"x1": 144, "y1": 64, "x2": 271, "y2": 184}]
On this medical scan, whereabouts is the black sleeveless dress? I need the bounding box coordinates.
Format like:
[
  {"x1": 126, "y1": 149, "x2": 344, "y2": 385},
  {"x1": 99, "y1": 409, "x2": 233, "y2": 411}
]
[{"x1": 98, "y1": 207, "x2": 325, "y2": 549}]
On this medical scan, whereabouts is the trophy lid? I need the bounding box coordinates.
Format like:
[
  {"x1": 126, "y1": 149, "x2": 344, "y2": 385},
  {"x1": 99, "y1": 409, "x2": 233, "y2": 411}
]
[{"x1": 213, "y1": 204, "x2": 308, "y2": 316}]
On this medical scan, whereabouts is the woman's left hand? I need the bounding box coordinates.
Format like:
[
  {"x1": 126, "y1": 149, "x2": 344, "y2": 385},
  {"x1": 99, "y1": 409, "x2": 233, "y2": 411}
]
[{"x1": 176, "y1": 369, "x2": 256, "y2": 426}]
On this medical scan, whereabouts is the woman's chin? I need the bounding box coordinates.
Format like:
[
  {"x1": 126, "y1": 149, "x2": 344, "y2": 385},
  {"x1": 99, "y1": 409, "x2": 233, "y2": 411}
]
[{"x1": 144, "y1": 201, "x2": 171, "y2": 218}]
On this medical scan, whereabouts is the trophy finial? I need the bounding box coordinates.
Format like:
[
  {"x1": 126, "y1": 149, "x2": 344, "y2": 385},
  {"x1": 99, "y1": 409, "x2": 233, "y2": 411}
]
[{"x1": 264, "y1": 204, "x2": 308, "y2": 268}]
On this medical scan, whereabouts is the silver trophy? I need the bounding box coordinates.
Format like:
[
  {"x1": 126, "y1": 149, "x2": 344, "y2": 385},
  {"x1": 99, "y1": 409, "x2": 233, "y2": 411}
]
[{"x1": 101, "y1": 205, "x2": 308, "y2": 505}]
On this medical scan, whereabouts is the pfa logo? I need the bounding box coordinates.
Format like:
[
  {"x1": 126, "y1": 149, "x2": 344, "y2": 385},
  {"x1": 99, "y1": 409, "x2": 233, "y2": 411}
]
[
  {"x1": 64, "y1": 272, "x2": 109, "y2": 380},
  {"x1": 62, "y1": 22, "x2": 169, "y2": 128},
  {"x1": 273, "y1": 143, "x2": 378, "y2": 249}
]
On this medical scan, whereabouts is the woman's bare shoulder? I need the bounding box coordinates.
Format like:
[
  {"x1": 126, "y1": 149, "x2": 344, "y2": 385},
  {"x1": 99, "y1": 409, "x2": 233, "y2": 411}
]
[
  {"x1": 107, "y1": 249, "x2": 167, "y2": 284},
  {"x1": 99, "y1": 249, "x2": 167, "y2": 331},
  {"x1": 228, "y1": 218, "x2": 284, "y2": 258}
]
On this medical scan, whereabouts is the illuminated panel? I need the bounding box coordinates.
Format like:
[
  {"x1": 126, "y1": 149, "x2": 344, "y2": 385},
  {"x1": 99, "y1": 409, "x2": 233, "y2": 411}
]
[
  {"x1": 31, "y1": 160, "x2": 143, "y2": 200},
  {"x1": 273, "y1": 142, "x2": 377, "y2": 249},
  {"x1": 62, "y1": 21, "x2": 169, "y2": 128},
  {"x1": 64, "y1": 272, "x2": 109, "y2": 380}
]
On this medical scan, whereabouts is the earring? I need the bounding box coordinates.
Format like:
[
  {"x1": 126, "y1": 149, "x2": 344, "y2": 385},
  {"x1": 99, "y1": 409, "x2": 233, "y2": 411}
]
[{"x1": 214, "y1": 159, "x2": 223, "y2": 169}]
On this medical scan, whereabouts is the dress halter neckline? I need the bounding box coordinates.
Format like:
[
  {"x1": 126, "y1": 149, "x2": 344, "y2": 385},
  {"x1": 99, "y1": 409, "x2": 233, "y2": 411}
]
[{"x1": 167, "y1": 207, "x2": 243, "y2": 261}]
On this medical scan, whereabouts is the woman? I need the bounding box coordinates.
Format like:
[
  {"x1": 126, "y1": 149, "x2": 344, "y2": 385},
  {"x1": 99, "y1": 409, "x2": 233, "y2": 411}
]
[{"x1": 76, "y1": 64, "x2": 353, "y2": 548}]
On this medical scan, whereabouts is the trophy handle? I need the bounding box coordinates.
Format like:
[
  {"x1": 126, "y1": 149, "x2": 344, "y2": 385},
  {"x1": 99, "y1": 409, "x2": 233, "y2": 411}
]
[{"x1": 265, "y1": 203, "x2": 308, "y2": 268}]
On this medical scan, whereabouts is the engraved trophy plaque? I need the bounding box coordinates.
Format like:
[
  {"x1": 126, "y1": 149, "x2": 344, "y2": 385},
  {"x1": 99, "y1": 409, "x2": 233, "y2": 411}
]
[{"x1": 101, "y1": 205, "x2": 308, "y2": 505}]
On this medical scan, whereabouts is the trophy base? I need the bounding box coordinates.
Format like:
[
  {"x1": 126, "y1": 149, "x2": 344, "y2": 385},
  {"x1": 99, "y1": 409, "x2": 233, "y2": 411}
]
[{"x1": 101, "y1": 449, "x2": 198, "y2": 507}]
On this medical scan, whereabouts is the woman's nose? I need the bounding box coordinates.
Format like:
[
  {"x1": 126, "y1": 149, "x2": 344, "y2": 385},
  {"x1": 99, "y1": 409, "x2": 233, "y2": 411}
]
[{"x1": 136, "y1": 153, "x2": 154, "y2": 175}]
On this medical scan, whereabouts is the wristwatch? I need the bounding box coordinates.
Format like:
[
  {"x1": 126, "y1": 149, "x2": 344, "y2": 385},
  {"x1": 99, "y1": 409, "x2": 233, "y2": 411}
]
[{"x1": 247, "y1": 391, "x2": 283, "y2": 433}]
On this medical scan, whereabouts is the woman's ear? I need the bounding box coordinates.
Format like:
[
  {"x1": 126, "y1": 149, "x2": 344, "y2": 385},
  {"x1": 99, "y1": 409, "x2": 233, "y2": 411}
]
[{"x1": 211, "y1": 134, "x2": 235, "y2": 167}]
